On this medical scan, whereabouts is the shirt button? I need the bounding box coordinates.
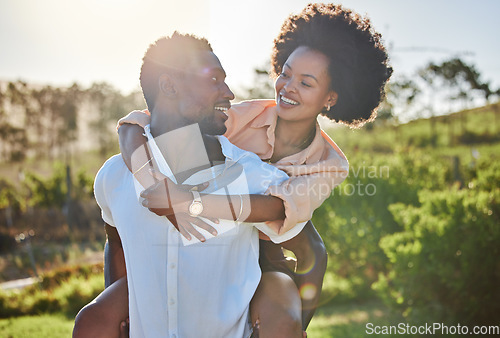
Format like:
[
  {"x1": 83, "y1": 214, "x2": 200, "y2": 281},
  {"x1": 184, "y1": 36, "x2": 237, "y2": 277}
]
[
  {"x1": 169, "y1": 299, "x2": 175, "y2": 305},
  {"x1": 170, "y1": 263, "x2": 176, "y2": 269},
  {"x1": 172, "y1": 335, "x2": 176, "y2": 338}
]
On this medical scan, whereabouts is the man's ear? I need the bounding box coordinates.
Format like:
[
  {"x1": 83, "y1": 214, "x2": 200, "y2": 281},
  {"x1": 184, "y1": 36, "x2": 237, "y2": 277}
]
[{"x1": 159, "y1": 73, "x2": 176, "y2": 97}]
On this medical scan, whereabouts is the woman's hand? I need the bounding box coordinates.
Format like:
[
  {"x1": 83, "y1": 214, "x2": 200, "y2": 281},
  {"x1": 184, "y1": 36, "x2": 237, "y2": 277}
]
[
  {"x1": 172, "y1": 212, "x2": 219, "y2": 242},
  {"x1": 140, "y1": 175, "x2": 192, "y2": 216},
  {"x1": 140, "y1": 171, "x2": 219, "y2": 241}
]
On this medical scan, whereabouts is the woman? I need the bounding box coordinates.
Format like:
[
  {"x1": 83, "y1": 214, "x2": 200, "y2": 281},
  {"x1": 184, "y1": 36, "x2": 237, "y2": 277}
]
[{"x1": 75, "y1": 3, "x2": 391, "y2": 337}]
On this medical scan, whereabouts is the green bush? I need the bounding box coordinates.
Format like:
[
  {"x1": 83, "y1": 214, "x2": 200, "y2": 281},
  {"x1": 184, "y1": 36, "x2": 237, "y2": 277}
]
[
  {"x1": 313, "y1": 149, "x2": 459, "y2": 304},
  {"x1": 375, "y1": 182, "x2": 500, "y2": 325},
  {"x1": 23, "y1": 164, "x2": 67, "y2": 208},
  {"x1": 0, "y1": 264, "x2": 104, "y2": 318}
]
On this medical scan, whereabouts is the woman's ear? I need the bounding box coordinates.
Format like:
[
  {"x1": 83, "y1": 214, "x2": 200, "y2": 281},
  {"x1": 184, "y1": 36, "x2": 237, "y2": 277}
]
[
  {"x1": 324, "y1": 91, "x2": 338, "y2": 111},
  {"x1": 159, "y1": 74, "x2": 176, "y2": 97},
  {"x1": 329, "y1": 91, "x2": 338, "y2": 106}
]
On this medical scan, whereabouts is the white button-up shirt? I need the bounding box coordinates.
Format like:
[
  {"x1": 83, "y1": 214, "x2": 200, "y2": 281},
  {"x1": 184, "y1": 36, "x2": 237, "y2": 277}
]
[{"x1": 94, "y1": 136, "x2": 305, "y2": 338}]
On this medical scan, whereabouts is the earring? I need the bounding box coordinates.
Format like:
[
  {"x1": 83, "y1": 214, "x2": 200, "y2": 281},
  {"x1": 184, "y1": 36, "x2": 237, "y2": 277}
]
[{"x1": 326, "y1": 104, "x2": 331, "y2": 111}]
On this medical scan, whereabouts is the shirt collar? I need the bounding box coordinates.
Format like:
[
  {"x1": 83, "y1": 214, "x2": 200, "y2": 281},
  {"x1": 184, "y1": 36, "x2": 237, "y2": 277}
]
[
  {"x1": 216, "y1": 135, "x2": 249, "y2": 163},
  {"x1": 247, "y1": 104, "x2": 329, "y2": 165}
]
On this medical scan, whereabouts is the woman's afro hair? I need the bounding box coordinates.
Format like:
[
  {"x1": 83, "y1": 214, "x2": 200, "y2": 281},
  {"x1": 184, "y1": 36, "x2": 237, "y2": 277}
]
[{"x1": 272, "y1": 3, "x2": 393, "y2": 127}]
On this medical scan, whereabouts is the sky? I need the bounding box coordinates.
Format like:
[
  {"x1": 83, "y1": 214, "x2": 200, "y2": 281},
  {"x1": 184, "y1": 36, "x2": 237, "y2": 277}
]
[{"x1": 1, "y1": 0, "x2": 499, "y2": 98}]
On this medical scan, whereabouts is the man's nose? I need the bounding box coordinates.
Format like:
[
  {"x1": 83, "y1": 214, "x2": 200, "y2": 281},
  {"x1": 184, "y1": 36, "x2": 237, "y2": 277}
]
[{"x1": 222, "y1": 82, "x2": 235, "y2": 100}]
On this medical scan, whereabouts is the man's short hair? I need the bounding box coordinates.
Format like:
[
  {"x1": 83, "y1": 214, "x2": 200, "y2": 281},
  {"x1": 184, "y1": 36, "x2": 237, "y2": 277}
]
[{"x1": 140, "y1": 32, "x2": 213, "y2": 110}]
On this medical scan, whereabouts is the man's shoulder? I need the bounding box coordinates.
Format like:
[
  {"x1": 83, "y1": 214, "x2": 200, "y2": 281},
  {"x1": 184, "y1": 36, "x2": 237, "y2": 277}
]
[
  {"x1": 97, "y1": 154, "x2": 127, "y2": 174},
  {"x1": 95, "y1": 154, "x2": 129, "y2": 189}
]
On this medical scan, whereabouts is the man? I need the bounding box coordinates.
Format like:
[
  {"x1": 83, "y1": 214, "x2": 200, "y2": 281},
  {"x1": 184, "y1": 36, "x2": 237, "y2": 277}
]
[{"x1": 79, "y1": 32, "x2": 304, "y2": 337}]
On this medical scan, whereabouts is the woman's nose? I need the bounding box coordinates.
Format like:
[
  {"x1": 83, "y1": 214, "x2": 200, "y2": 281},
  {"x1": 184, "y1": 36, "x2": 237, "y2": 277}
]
[{"x1": 283, "y1": 78, "x2": 296, "y2": 93}]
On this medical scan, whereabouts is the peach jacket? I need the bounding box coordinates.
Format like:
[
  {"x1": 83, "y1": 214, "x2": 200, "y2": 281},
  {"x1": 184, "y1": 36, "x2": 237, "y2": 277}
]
[{"x1": 118, "y1": 99, "x2": 349, "y2": 235}]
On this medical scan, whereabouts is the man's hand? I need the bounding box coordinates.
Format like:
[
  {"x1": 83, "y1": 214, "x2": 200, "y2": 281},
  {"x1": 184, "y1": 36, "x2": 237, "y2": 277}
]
[{"x1": 119, "y1": 318, "x2": 129, "y2": 338}]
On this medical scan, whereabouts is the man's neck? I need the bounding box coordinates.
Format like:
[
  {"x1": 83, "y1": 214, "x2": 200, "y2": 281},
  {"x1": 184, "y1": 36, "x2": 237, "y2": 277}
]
[{"x1": 149, "y1": 118, "x2": 225, "y2": 182}]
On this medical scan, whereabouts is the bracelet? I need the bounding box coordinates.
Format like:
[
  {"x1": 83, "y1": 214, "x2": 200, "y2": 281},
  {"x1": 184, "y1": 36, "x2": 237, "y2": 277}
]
[
  {"x1": 133, "y1": 158, "x2": 152, "y2": 176},
  {"x1": 235, "y1": 194, "x2": 244, "y2": 222}
]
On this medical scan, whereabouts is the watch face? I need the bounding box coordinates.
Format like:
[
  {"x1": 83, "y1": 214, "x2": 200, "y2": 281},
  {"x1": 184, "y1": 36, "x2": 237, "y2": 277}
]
[{"x1": 189, "y1": 202, "x2": 203, "y2": 216}]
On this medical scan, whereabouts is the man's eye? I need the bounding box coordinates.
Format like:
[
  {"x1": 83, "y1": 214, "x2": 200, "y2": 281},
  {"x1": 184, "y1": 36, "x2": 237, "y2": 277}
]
[
  {"x1": 280, "y1": 73, "x2": 288, "y2": 78},
  {"x1": 211, "y1": 77, "x2": 218, "y2": 82}
]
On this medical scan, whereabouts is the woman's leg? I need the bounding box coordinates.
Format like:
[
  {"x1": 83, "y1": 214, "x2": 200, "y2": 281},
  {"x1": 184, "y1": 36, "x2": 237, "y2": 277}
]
[
  {"x1": 281, "y1": 221, "x2": 328, "y2": 329},
  {"x1": 251, "y1": 221, "x2": 327, "y2": 337},
  {"x1": 250, "y1": 271, "x2": 303, "y2": 338},
  {"x1": 73, "y1": 276, "x2": 129, "y2": 338},
  {"x1": 251, "y1": 239, "x2": 302, "y2": 337}
]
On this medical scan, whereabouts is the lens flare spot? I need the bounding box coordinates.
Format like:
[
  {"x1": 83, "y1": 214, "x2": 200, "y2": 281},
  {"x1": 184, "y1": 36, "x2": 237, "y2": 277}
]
[
  {"x1": 295, "y1": 257, "x2": 316, "y2": 276},
  {"x1": 299, "y1": 283, "x2": 317, "y2": 301}
]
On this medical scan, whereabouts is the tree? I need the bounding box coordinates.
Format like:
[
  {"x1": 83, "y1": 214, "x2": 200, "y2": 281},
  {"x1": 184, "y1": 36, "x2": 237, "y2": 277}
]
[
  {"x1": 1, "y1": 81, "x2": 30, "y2": 161},
  {"x1": 385, "y1": 76, "x2": 421, "y2": 122},
  {"x1": 85, "y1": 82, "x2": 143, "y2": 156},
  {"x1": 420, "y1": 58, "x2": 494, "y2": 137},
  {"x1": 238, "y1": 64, "x2": 275, "y2": 101}
]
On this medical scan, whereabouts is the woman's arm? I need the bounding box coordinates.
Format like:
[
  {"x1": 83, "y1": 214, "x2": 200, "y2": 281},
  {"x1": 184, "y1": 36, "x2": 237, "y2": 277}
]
[
  {"x1": 118, "y1": 108, "x2": 348, "y2": 236},
  {"x1": 266, "y1": 147, "x2": 349, "y2": 234},
  {"x1": 119, "y1": 123, "x2": 286, "y2": 225}
]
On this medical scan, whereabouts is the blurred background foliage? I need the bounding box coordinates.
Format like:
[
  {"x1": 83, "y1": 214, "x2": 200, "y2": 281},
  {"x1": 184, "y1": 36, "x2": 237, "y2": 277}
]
[{"x1": 0, "y1": 56, "x2": 499, "y2": 333}]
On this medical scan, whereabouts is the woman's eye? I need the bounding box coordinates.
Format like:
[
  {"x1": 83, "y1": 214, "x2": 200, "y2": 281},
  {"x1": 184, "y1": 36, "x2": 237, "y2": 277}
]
[
  {"x1": 301, "y1": 81, "x2": 311, "y2": 87},
  {"x1": 280, "y1": 72, "x2": 288, "y2": 78}
]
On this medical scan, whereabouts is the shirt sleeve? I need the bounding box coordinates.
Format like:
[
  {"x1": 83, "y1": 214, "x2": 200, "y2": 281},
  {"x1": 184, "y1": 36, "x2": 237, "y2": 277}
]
[
  {"x1": 266, "y1": 148, "x2": 349, "y2": 235},
  {"x1": 116, "y1": 110, "x2": 151, "y2": 131},
  {"x1": 94, "y1": 165, "x2": 115, "y2": 226},
  {"x1": 253, "y1": 221, "x2": 308, "y2": 244}
]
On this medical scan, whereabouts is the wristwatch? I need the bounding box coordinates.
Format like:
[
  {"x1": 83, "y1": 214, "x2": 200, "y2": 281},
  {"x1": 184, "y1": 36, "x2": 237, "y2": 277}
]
[{"x1": 188, "y1": 187, "x2": 204, "y2": 217}]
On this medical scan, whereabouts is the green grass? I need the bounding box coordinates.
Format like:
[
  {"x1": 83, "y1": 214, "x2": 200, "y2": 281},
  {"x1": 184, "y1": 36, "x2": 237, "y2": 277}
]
[
  {"x1": 326, "y1": 103, "x2": 500, "y2": 156},
  {"x1": 307, "y1": 300, "x2": 410, "y2": 337},
  {"x1": 0, "y1": 314, "x2": 74, "y2": 338},
  {"x1": 0, "y1": 299, "x2": 408, "y2": 337}
]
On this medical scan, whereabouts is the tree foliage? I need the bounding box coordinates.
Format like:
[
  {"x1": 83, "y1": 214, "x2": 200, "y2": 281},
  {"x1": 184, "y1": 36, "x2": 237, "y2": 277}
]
[{"x1": 0, "y1": 81, "x2": 144, "y2": 162}]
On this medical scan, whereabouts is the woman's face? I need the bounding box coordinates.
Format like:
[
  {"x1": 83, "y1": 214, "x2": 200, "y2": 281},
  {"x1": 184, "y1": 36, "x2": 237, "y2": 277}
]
[{"x1": 274, "y1": 46, "x2": 336, "y2": 122}]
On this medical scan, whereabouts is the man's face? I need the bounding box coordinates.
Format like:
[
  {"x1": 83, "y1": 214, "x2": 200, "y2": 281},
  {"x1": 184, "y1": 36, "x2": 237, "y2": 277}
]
[{"x1": 176, "y1": 51, "x2": 234, "y2": 135}]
